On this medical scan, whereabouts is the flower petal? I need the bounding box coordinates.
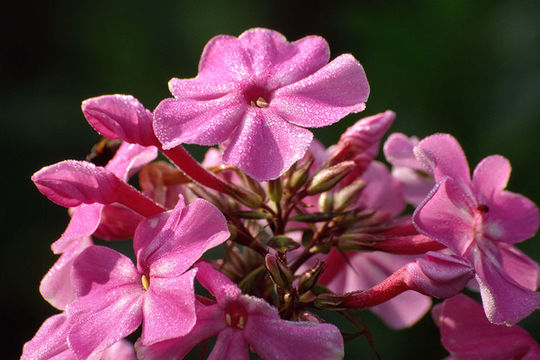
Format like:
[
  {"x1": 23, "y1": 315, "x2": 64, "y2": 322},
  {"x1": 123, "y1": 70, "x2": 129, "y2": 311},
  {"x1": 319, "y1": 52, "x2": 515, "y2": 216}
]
[
  {"x1": 473, "y1": 248, "x2": 540, "y2": 325},
  {"x1": 21, "y1": 314, "x2": 72, "y2": 360},
  {"x1": 68, "y1": 246, "x2": 143, "y2": 359},
  {"x1": 51, "y1": 203, "x2": 102, "y2": 254},
  {"x1": 222, "y1": 108, "x2": 313, "y2": 180},
  {"x1": 198, "y1": 34, "x2": 252, "y2": 82},
  {"x1": 498, "y1": 243, "x2": 540, "y2": 291},
  {"x1": 413, "y1": 177, "x2": 476, "y2": 256},
  {"x1": 101, "y1": 339, "x2": 137, "y2": 360},
  {"x1": 245, "y1": 314, "x2": 344, "y2": 360},
  {"x1": 194, "y1": 262, "x2": 241, "y2": 303},
  {"x1": 272, "y1": 54, "x2": 369, "y2": 128},
  {"x1": 208, "y1": 328, "x2": 249, "y2": 360},
  {"x1": 82, "y1": 95, "x2": 158, "y2": 146},
  {"x1": 471, "y1": 155, "x2": 511, "y2": 201},
  {"x1": 153, "y1": 94, "x2": 246, "y2": 149},
  {"x1": 414, "y1": 133, "x2": 470, "y2": 185},
  {"x1": 105, "y1": 142, "x2": 158, "y2": 182},
  {"x1": 135, "y1": 303, "x2": 225, "y2": 360},
  {"x1": 238, "y1": 28, "x2": 330, "y2": 89},
  {"x1": 142, "y1": 269, "x2": 198, "y2": 344},
  {"x1": 383, "y1": 133, "x2": 424, "y2": 170},
  {"x1": 135, "y1": 198, "x2": 229, "y2": 276},
  {"x1": 433, "y1": 295, "x2": 539, "y2": 359},
  {"x1": 40, "y1": 236, "x2": 93, "y2": 310}
]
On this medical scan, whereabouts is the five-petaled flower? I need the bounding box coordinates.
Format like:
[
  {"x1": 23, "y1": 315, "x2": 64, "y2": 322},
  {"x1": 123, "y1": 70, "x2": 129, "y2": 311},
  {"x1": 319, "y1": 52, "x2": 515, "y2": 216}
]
[{"x1": 154, "y1": 28, "x2": 369, "y2": 180}]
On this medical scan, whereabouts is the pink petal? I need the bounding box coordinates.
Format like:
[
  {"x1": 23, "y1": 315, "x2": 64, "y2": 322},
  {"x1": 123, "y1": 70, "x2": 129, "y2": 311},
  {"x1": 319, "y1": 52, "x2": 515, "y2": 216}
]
[
  {"x1": 21, "y1": 314, "x2": 72, "y2": 360},
  {"x1": 471, "y1": 155, "x2": 511, "y2": 201},
  {"x1": 481, "y1": 189, "x2": 539, "y2": 244},
  {"x1": 498, "y1": 243, "x2": 540, "y2": 290},
  {"x1": 153, "y1": 94, "x2": 246, "y2": 149},
  {"x1": 105, "y1": 142, "x2": 158, "y2": 181},
  {"x1": 136, "y1": 303, "x2": 225, "y2": 360},
  {"x1": 135, "y1": 198, "x2": 229, "y2": 276},
  {"x1": 413, "y1": 177, "x2": 476, "y2": 256},
  {"x1": 271, "y1": 54, "x2": 369, "y2": 128},
  {"x1": 223, "y1": 107, "x2": 313, "y2": 180},
  {"x1": 245, "y1": 314, "x2": 344, "y2": 360},
  {"x1": 82, "y1": 95, "x2": 158, "y2": 146},
  {"x1": 433, "y1": 295, "x2": 539, "y2": 359},
  {"x1": 473, "y1": 248, "x2": 540, "y2": 324},
  {"x1": 391, "y1": 166, "x2": 435, "y2": 206},
  {"x1": 68, "y1": 246, "x2": 143, "y2": 359},
  {"x1": 142, "y1": 269, "x2": 198, "y2": 344},
  {"x1": 405, "y1": 251, "x2": 475, "y2": 298},
  {"x1": 414, "y1": 133, "x2": 470, "y2": 185},
  {"x1": 194, "y1": 262, "x2": 241, "y2": 303},
  {"x1": 197, "y1": 34, "x2": 252, "y2": 82},
  {"x1": 359, "y1": 161, "x2": 406, "y2": 220},
  {"x1": 40, "y1": 236, "x2": 93, "y2": 310},
  {"x1": 32, "y1": 160, "x2": 164, "y2": 217},
  {"x1": 51, "y1": 203, "x2": 102, "y2": 254},
  {"x1": 93, "y1": 204, "x2": 144, "y2": 240},
  {"x1": 383, "y1": 133, "x2": 424, "y2": 170},
  {"x1": 101, "y1": 339, "x2": 136, "y2": 360},
  {"x1": 238, "y1": 28, "x2": 330, "y2": 89},
  {"x1": 208, "y1": 328, "x2": 249, "y2": 360}
]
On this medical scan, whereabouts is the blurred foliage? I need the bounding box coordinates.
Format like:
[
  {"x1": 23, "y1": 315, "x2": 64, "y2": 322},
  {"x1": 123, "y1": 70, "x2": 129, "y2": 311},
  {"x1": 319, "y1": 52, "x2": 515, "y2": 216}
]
[{"x1": 3, "y1": 0, "x2": 539, "y2": 358}]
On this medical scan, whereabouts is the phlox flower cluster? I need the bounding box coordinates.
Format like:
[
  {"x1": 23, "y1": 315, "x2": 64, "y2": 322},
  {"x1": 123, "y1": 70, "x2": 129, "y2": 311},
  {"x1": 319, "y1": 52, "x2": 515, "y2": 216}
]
[{"x1": 24, "y1": 28, "x2": 539, "y2": 359}]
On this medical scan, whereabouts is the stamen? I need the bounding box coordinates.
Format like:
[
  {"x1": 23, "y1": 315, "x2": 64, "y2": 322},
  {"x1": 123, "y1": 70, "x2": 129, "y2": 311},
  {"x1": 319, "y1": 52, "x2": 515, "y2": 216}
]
[
  {"x1": 141, "y1": 275, "x2": 150, "y2": 290},
  {"x1": 256, "y1": 97, "x2": 269, "y2": 108},
  {"x1": 225, "y1": 313, "x2": 232, "y2": 326}
]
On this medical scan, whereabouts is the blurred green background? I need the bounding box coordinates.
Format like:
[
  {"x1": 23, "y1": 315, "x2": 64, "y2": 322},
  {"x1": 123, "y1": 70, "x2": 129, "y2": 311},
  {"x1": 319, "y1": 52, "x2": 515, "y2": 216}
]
[{"x1": 3, "y1": 0, "x2": 539, "y2": 358}]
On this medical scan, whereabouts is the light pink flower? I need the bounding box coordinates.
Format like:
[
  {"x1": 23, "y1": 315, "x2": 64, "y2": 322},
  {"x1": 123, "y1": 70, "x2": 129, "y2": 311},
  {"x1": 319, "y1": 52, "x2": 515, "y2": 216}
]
[
  {"x1": 433, "y1": 294, "x2": 540, "y2": 360},
  {"x1": 153, "y1": 28, "x2": 370, "y2": 180},
  {"x1": 136, "y1": 262, "x2": 344, "y2": 360},
  {"x1": 412, "y1": 133, "x2": 540, "y2": 324},
  {"x1": 65, "y1": 197, "x2": 229, "y2": 359}
]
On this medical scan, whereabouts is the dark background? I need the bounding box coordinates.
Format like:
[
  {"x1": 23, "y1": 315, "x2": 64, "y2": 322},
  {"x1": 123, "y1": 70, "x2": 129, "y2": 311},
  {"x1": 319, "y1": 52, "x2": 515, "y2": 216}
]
[{"x1": 3, "y1": 0, "x2": 540, "y2": 358}]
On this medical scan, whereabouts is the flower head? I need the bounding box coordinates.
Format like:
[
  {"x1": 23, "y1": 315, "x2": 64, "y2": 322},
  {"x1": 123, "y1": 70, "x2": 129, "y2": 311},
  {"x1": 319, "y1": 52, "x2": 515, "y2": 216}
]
[{"x1": 154, "y1": 28, "x2": 369, "y2": 180}]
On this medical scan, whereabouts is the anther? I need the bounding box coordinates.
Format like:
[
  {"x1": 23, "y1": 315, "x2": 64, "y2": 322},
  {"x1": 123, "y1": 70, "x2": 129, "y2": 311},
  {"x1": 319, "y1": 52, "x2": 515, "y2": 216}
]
[{"x1": 141, "y1": 275, "x2": 150, "y2": 290}]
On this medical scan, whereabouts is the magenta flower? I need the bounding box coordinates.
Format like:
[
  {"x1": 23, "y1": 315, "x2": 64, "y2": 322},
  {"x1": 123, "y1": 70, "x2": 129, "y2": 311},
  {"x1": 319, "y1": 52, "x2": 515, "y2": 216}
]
[
  {"x1": 412, "y1": 133, "x2": 540, "y2": 324},
  {"x1": 154, "y1": 28, "x2": 370, "y2": 180},
  {"x1": 433, "y1": 295, "x2": 540, "y2": 360},
  {"x1": 136, "y1": 262, "x2": 344, "y2": 360},
  {"x1": 65, "y1": 197, "x2": 229, "y2": 359}
]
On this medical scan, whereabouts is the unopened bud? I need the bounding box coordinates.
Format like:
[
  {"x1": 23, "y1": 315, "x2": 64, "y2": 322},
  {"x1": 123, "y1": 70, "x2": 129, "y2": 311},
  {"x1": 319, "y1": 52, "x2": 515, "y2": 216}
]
[
  {"x1": 223, "y1": 182, "x2": 263, "y2": 209},
  {"x1": 297, "y1": 311, "x2": 325, "y2": 323},
  {"x1": 306, "y1": 161, "x2": 356, "y2": 195},
  {"x1": 265, "y1": 254, "x2": 293, "y2": 291},
  {"x1": 298, "y1": 262, "x2": 325, "y2": 294},
  {"x1": 318, "y1": 191, "x2": 334, "y2": 212},
  {"x1": 240, "y1": 172, "x2": 267, "y2": 202},
  {"x1": 314, "y1": 293, "x2": 346, "y2": 310},
  {"x1": 268, "y1": 179, "x2": 283, "y2": 203},
  {"x1": 267, "y1": 235, "x2": 301, "y2": 252},
  {"x1": 334, "y1": 180, "x2": 366, "y2": 211},
  {"x1": 290, "y1": 158, "x2": 313, "y2": 189}
]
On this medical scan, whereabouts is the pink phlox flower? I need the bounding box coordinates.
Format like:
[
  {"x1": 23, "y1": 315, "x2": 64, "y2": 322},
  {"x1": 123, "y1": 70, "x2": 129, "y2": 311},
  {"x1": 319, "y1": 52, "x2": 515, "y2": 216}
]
[
  {"x1": 153, "y1": 28, "x2": 370, "y2": 180},
  {"x1": 21, "y1": 313, "x2": 136, "y2": 360},
  {"x1": 65, "y1": 197, "x2": 229, "y2": 359},
  {"x1": 432, "y1": 294, "x2": 540, "y2": 360},
  {"x1": 412, "y1": 133, "x2": 540, "y2": 324},
  {"x1": 383, "y1": 132, "x2": 435, "y2": 205},
  {"x1": 136, "y1": 262, "x2": 344, "y2": 360}
]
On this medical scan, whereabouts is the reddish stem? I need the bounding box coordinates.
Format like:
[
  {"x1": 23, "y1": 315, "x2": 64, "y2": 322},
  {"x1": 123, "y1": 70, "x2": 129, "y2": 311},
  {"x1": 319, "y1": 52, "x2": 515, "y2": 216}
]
[
  {"x1": 369, "y1": 235, "x2": 445, "y2": 254},
  {"x1": 342, "y1": 265, "x2": 409, "y2": 308},
  {"x1": 113, "y1": 180, "x2": 166, "y2": 217},
  {"x1": 162, "y1": 146, "x2": 228, "y2": 193}
]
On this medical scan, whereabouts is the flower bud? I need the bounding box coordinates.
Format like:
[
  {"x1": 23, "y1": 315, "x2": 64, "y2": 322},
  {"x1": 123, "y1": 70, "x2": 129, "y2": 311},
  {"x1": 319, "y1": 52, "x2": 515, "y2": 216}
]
[
  {"x1": 334, "y1": 180, "x2": 366, "y2": 211},
  {"x1": 223, "y1": 182, "x2": 263, "y2": 209},
  {"x1": 265, "y1": 254, "x2": 293, "y2": 291},
  {"x1": 267, "y1": 235, "x2": 301, "y2": 252},
  {"x1": 268, "y1": 179, "x2": 283, "y2": 203},
  {"x1": 297, "y1": 262, "x2": 325, "y2": 294},
  {"x1": 306, "y1": 161, "x2": 356, "y2": 195},
  {"x1": 318, "y1": 191, "x2": 334, "y2": 212}
]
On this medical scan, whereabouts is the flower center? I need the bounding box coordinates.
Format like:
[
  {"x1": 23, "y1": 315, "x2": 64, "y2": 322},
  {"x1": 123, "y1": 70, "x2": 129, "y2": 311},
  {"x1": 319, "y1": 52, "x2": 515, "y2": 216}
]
[
  {"x1": 477, "y1": 204, "x2": 489, "y2": 213},
  {"x1": 243, "y1": 84, "x2": 271, "y2": 108},
  {"x1": 141, "y1": 275, "x2": 150, "y2": 290},
  {"x1": 224, "y1": 302, "x2": 248, "y2": 329}
]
